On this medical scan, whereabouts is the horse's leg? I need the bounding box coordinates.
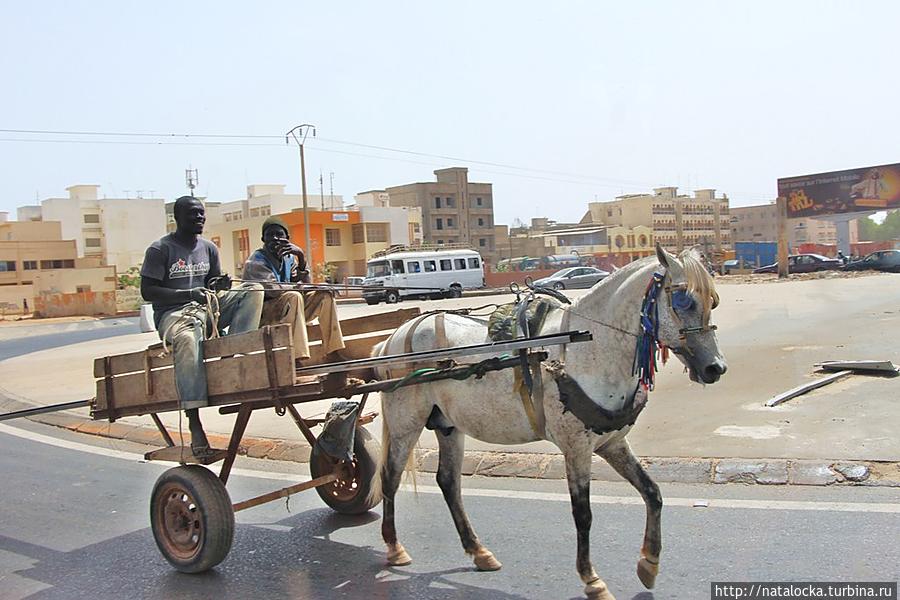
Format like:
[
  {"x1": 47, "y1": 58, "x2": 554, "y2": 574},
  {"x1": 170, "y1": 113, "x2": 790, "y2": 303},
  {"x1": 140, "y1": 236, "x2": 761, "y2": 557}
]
[
  {"x1": 596, "y1": 437, "x2": 662, "y2": 589},
  {"x1": 380, "y1": 423, "x2": 420, "y2": 567},
  {"x1": 564, "y1": 446, "x2": 616, "y2": 600},
  {"x1": 435, "y1": 428, "x2": 501, "y2": 571}
]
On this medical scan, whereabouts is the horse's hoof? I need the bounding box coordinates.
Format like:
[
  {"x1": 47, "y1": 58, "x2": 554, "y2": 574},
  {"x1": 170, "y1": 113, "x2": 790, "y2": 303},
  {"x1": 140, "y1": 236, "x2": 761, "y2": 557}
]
[
  {"x1": 473, "y1": 549, "x2": 502, "y2": 571},
  {"x1": 387, "y1": 544, "x2": 412, "y2": 566},
  {"x1": 637, "y1": 556, "x2": 659, "y2": 589},
  {"x1": 584, "y1": 577, "x2": 616, "y2": 600}
]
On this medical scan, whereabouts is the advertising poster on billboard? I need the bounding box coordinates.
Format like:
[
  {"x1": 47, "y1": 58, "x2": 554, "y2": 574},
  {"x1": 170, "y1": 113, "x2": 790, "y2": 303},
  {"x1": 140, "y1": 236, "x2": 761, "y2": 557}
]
[{"x1": 778, "y1": 163, "x2": 900, "y2": 218}]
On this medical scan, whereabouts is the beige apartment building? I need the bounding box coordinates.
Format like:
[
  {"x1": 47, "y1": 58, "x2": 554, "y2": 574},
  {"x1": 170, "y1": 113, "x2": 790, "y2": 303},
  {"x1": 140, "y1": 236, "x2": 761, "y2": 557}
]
[
  {"x1": 382, "y1": 167, "x2": 497, "y2": 265},
  {"x1": 730, "y1": 203, "x2": 859, "y2": 249},
  {"x1": 582, "y1": 187, "x2": 732, "y2": 254},
  {"x1": 22, "y1": 184, "x2": 166, "y2": 272},
  {"x1": 0, "y1": 219, "x2": 116, "y2": 313}
]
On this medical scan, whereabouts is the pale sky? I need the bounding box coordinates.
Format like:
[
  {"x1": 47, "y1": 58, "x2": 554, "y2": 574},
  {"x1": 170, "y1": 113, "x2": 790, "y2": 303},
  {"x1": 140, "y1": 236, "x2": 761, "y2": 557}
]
[{"x1": 1, "y1": 1, "x2": 897, "y2": 226}]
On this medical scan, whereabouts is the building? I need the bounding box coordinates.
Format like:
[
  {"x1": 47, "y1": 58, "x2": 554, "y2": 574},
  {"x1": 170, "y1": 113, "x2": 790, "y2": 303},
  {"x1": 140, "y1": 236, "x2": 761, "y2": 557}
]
[
  {"x1": 582, "y1": 187, "x2": 732, "y2": 255},
  {"x1": 383, "y1": 167, "x2": 497, "y2": 264},
  {"x1": 31, "y1": 185, "x2": 166, "y2": 272},
  {"x1": 0, "y1": 219, "x2": 117, "y2": 314},
  {"x1": 730, "y1": 203, "x2": 859, "y2": 249}
]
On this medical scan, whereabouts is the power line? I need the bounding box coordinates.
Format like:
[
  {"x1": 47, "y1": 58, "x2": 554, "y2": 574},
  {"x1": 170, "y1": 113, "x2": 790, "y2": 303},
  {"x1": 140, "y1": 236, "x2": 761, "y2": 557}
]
[{"x1": 0, "y1": 127, "x2": 651, "y2": 186}]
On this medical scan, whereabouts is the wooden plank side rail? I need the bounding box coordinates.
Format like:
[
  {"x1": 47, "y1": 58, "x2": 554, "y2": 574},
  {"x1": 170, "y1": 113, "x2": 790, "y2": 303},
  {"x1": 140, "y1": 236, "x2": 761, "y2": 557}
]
[
  {"x1": 93, "y1": 324, "x2": 294, "y2": 378},
  {"x1": 306, "y1": 307, "x2": 420, "y2": 342}
]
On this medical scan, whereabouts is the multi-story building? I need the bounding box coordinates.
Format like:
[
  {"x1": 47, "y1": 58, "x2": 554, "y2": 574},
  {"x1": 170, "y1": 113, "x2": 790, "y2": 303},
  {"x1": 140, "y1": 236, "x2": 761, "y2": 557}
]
[
  {"x1": 29, "y1": 185, "x2": 166, "y2": 272},
  {"x1": 382, "y1": 167, "x2": 497, "y2": 264},
  {"x1": 730, "y1": 203, "x2": 859, "y2": 249},
  {"x1": 0, "y1": 218, "x2": 116, "y2": 313},
  {"x1": 582, "y1": 187, "x2": 732, "y2": 255}
]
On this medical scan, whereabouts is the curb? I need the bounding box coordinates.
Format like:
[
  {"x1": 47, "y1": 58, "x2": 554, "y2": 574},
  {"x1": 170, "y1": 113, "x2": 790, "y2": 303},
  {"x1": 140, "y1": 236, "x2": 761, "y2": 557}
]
[{"x1": 4, "y1": 396, "x2": 897, "y2": 488}]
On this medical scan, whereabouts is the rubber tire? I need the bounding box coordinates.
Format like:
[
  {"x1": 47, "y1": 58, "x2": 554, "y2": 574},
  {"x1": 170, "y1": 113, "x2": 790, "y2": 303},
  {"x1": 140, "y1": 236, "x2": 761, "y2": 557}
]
[
  {"x1": 385, "y1": 290, "x2": 400, "y2": 304},
  {"x1": 310, "y1": 427, "x2": 382, "y2": 514},
  {"x1": 449, "y1": 285, "x2": 463, "y2": 299},
  {"x1": 150, "y1": 465, "x2": 234, "y2": 573},
  {"x1": 553, "y1": 281, "x2": 565, "y2": 290},
  {"x1": 365, "y1": 297, "x2": 380, "y2": 306}
]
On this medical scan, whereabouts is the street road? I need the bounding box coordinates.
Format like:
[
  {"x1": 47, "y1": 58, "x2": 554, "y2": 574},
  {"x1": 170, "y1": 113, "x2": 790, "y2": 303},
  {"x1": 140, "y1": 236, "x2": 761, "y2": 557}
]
[{"x1": 0, "y1": 420, "x2": 897, "y2": 600}]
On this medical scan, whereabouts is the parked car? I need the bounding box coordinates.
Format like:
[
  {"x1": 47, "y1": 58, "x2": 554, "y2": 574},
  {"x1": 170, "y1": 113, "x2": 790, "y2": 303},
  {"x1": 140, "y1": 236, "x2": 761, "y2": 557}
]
[
  {"x1": 842, "y1": 250, "x2": 900, "y2": 273},
  {"x1": 752, "y1": 253, "x2": 843, "y2": 274},
  {"x1": 532, "y1": 266, "x2": 610, "y2": 290}
]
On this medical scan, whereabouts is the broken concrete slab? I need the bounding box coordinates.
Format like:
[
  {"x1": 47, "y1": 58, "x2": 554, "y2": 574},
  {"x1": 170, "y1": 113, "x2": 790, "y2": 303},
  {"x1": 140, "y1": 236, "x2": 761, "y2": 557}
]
[
  {"x1": 788, "y1": 461, "x2": 840, "y2": 486},
  {"x1": 713, "y1": 460, "x2": 789, "y2": 484},
  {"x1": 833, "y1": 463, "x2": 870, "y2": 482}
]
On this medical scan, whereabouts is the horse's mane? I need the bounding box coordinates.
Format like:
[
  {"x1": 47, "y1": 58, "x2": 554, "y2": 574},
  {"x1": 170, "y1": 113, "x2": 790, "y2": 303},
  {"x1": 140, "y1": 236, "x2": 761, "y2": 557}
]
[{"x1": 680, "y1": 249, "x2": 719, "y2": 318}]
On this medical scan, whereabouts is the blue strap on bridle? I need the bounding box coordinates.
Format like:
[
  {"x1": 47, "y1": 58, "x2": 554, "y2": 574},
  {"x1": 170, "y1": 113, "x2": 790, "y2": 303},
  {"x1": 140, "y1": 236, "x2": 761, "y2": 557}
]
[{"x1": 633, "y1": 272, "x2": 665, "y2": 390}]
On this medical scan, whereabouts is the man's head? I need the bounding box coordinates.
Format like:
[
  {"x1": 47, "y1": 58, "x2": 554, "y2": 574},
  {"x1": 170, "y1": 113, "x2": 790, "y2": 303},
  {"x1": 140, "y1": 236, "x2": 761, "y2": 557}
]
[
  {"x1": 261, "y1": 216, "x2": 290, "y2": 255},
  {"x1": 173, "y1": 196, "x2": 205, "y2": 235}
]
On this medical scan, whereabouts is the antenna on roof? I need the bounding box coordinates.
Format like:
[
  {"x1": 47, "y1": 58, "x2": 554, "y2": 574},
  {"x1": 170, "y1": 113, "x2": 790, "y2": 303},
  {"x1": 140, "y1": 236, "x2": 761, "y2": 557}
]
[{"x1": 185, "y1": 168, "x2": 199, "y2": 198}]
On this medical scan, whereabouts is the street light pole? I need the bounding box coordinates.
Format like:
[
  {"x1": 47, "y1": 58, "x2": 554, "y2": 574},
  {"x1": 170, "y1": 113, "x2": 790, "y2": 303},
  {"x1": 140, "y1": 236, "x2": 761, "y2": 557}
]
[{"x1": 286, "y1": 124, "x2": 316, "y2": 264}]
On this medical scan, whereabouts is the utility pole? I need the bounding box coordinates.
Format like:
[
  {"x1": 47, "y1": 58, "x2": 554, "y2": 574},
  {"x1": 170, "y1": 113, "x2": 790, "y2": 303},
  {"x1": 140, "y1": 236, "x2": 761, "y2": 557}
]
[
  {"x1": 285, "y1": 125, "x2": 316, "y2": 262},
  {"x1": 319, "y1": 170, "x2": 325, "y2": 210},
  {"x1": 329, "y1": 171, "x2": 335, "y2": 207}
]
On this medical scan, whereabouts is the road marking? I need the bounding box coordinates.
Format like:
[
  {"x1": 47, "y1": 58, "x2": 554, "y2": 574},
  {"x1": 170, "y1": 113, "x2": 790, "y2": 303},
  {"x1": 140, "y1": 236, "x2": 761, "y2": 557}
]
[{"x1": 1, "y1": 422, "x2": 898, "y2": 514}]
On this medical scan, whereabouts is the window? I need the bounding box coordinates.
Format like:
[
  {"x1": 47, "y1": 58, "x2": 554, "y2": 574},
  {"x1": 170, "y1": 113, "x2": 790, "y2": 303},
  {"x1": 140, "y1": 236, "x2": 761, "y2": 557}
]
[
  {"x1": 63, "y1": 259, "x2": 75, "y2": 268},
  {"x1": 435, "y1": 197, "x2": 442, "y2": 208},
  {"x1": 436, "y1": 239, "x2": 444, "y2": 245},
  {"x1": 365, "y1": 223, "x2": 388, "y2": 243},
  {"x1": 249, "y1": 208, "x2": 261, "y2": 217},
  {"x1": 325, "y1": 228, "x2": 341, "y2": 246},
  {"x1": 23, "y1": 261, "x2": 37, "y2": 270},
  {"x1": 390, "y1": 260, "x2": 405, "y2": 274},
  {"x1": 0, "y1": 261, "x2": 15, "y2": 272},
  {"x1": 446, "y1": 217, "x2": 454, "y2": 228},
  {"x1": 76, "y1": 285, "x2": 91, "y2": 293},
  {"x1": 478, "y1": 238, "x2": 486, "y2": 247},
  {"x1": 85, "y1": 238, "x2": 102, "y2": 248},
  {"x1": 468, "y1": 257, "x2": 480, "y2": 269},
  {"x1": 407, "y1": 261, "x2": 421, "y2": 273},
  {"x1": 440, "y1": 259, "x2": 452, "y2": 271},
  {"x1": 436, "y1": 218, "x2": 443, "y2": 230},
  {"x1": 352, "y1": 224, "x2": 365, "y2": 244},
  {"x1": 476, "y1": 197, "x2": 483, "y2": 206},
  {"x1": 424, "y1": 260, "x2": 437, "y2": 272},
  {"x1": 445, "y1": 196, "x2": 455, "y2": 208},
  {"x1": 477, "y1": 217, "x2": 484, "y2": 227},
  {"x1": 83, "y1": 214, "x2": 100, "y2": 224},
  {"x1": 454, "y1": 258, "x2": 466, "y2": 270}
]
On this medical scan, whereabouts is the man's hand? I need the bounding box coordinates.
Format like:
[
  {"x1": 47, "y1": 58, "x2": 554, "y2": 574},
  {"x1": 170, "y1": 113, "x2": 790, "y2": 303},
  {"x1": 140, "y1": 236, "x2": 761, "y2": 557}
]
[
  {"x1": 208, "y1": 274, "x2": 233, "y2": 292},
  {"x1": 275, "y1": 239, "x2": 304, "y2": 258},
  {"x1": 184, "y1": 287, "x2": 211, "y2": 303}
]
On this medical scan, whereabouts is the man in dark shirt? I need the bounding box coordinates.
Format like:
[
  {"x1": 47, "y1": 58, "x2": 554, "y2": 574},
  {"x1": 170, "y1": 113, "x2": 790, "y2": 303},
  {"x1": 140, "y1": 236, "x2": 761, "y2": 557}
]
[
  {"x1": 141, "y1": 196, "x2": 264, "y2": 455},
  {"x1": 242, "y1": 216, "x2": 345, "y2": 364}
]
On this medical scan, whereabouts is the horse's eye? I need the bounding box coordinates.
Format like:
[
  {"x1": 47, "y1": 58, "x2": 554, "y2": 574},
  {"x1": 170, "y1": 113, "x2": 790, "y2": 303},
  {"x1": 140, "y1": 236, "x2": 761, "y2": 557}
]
[{"x1": 671, "y1": 290, "x2": 695, "y2": 312}]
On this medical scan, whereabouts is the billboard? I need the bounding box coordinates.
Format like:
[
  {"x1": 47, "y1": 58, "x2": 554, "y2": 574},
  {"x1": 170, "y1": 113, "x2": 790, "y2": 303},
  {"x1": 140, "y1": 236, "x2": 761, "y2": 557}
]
[{"x1": 778, "y1": 162, "x2": 900, "y2": 218}]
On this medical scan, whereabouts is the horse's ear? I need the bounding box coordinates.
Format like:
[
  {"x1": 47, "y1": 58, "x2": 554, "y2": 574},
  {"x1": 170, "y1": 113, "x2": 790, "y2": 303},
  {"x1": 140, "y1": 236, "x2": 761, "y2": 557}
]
[{"x1": 655, "y1": 242, "x2": 670, "y2": 269}]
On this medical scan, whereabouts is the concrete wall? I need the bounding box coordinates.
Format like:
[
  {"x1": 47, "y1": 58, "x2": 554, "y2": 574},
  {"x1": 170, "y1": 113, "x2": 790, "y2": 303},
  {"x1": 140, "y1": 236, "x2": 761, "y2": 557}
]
[
  {"x1": 0, "y1": 221, "x2": 62, "y2": 242},
  {"x1": 0, "y1": 284, "x2": 35, "y2": 313},
  {"x1": 34, "y1": 291, "x2": 117, "y2": 317},
  {"x1": 32, "y1": 265, "x2": 116, "y2": 294},
  {"x1": 40, "y1": 198, "x2": 83, "y2": 254},
  {"x1": 99, "y1": 199, "x2": 166, "y2": 272}
]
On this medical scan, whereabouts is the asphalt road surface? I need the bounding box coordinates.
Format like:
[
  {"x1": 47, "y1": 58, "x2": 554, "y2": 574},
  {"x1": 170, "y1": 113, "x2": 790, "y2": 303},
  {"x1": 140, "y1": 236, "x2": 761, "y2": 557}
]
[{"x1": 0, "y1": 419, "x2": 897, "y2": 600}]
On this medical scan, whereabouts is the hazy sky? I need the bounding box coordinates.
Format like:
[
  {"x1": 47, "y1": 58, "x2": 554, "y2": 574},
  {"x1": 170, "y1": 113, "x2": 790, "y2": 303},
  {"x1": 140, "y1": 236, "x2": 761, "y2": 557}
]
[{"x1": 1, "y1": 1, "x2": 897, "y2": 226}]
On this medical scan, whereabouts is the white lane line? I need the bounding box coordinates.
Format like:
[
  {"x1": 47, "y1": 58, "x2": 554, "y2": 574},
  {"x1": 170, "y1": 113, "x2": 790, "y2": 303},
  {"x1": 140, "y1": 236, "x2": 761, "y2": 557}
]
[{"x1": 1, "y1": 423, "x2": 898, "y2": 514}]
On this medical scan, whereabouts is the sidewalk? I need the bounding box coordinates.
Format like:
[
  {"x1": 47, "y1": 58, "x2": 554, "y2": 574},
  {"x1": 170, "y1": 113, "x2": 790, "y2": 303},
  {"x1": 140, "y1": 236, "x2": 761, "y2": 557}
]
[{"x1": 1, "y1": 275, "x2": 899, "y2": 487}]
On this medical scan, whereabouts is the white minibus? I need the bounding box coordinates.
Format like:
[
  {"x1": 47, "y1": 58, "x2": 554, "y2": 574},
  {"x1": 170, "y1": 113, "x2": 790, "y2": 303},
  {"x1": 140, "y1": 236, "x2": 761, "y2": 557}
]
[{"x1": 362, "y1": 248, "x2": 485, "y2": 305}]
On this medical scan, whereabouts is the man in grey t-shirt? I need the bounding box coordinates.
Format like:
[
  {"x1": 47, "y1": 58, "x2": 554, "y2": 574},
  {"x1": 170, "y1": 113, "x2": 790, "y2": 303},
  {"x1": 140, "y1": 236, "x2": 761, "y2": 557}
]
[{"x1": 141, "y1": 196, "x2": 264, "y2": 456}]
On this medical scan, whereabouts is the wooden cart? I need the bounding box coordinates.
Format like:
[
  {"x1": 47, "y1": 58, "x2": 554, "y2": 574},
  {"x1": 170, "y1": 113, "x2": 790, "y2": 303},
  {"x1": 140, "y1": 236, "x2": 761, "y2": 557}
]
[{"x1": 88, "y1": 307, "x2": 591, "y2": 573}]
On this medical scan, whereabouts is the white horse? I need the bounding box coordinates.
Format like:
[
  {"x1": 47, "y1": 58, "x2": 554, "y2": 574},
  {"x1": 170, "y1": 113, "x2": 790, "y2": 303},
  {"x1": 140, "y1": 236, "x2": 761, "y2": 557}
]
[{"x1": 368, "y1": 245, "x2": 726, "y2": 600}]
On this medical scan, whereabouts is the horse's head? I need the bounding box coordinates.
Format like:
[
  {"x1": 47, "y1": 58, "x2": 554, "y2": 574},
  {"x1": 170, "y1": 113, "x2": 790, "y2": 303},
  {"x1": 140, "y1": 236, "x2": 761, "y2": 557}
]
[{"x1": 654, "y1": 244, "x2": 727, "y2": 384}]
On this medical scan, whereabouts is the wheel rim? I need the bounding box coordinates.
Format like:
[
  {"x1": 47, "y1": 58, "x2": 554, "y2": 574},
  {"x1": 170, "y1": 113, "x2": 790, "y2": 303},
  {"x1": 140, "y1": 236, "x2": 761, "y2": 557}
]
[
  {"x1": 156, "y1": 482, "x2": 204, "y2": 561},
  {"x1": 315, "y1": 454, "x2": 361, "y2": 503}
]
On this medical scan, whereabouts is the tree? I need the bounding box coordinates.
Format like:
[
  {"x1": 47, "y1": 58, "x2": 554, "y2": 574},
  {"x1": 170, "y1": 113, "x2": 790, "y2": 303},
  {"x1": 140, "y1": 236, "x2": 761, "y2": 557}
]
[{"x1": 117, "y1": 266, "x2": 141, "y2": 289}]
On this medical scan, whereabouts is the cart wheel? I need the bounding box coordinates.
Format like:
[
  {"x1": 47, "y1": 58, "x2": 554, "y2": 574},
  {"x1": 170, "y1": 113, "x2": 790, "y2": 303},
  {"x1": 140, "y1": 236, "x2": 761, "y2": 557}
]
[
  {"x1": 150, "y1": 465, "x2": 234, "y2": 573},
  {"x1": 310, "y1": 426, "x2": 382, "y2": 514}
]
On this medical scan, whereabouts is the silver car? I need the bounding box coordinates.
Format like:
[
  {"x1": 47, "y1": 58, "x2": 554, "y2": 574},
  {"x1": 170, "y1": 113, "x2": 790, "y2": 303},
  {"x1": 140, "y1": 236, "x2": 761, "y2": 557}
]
[{"x1": 533, "y1": 266, "x2": 610, "y2": 290}]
